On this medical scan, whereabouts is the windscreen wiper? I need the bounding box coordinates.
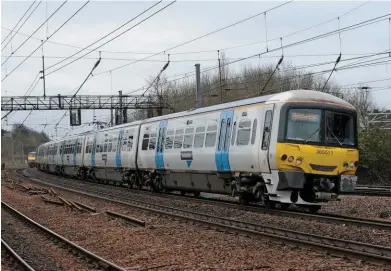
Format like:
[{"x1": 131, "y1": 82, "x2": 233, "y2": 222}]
[
  {"x1": 326, "y1": 122, "x2": 342, "y2": 146},
  {"x1": 305, "y1": 127, "x2": 321, "y2": 143}
]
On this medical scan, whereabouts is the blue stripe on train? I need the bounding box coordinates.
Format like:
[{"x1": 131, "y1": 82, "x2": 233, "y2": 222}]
[
  {"x1": 215, "y1": 110, "x2": 234, "y2": 172},
  {"x1": 155, "y1": 121, "x2": 168, "y2": 169}
]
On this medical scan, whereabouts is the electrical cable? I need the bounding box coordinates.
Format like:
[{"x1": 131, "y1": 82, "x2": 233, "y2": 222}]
[
  {"x1": 0, "y1": 1, "x2": 372, "y2": 57},
  {"x1": 45, "y1": 1, "x2": 176, "y2": 77},
  {"x1": 2, "y1": 0, "x2": 90, "y2": 82},
  {"x1": 2, "y1": 0, "x2": 67, "y2": 66},
  {"x1": 1, "y1": 0, "x2": 42, "y2": 51},
  {"x1": 95, "y1": 1, "x2": 292, "y2": 76},
  {"x1": 2, "y1": 0, "x2": 37, "y2": 44},
  {"x1": 123, "y1": 14, "x2": 391, "y2": 95},
  {"x1": 45, "y1": 0, "x2": 162, "y2": 71}
]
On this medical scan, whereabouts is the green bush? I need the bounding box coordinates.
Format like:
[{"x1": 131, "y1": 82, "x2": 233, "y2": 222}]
[{"x1": 358, "y1": 129, "x2": 391, "y2": 185}]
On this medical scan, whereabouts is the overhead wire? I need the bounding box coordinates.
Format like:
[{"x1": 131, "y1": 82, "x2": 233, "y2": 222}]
[
  {"x1": 121, "y1": 13, "x2": 391, "y2": 95},
  {"x1": 2, "y1": 0, "x2": 37, "y2": 44},
  {"x1": 45, "y1": 0, "x2": 163, "y2": 71},
  {"x1": 1, "y1": 0, "x2": 42, "y2": 51},
  {"x1": 2, "y1": 0, "x2": 68, "y2": 66},
  {"x1": 2, "y1": 0, "x2": 90, "y2": 82},
  {"x1": 0, "y1": 1, "x2": 372, "y2": 58},
  {"x1": 45, "y1": 1, "x2": 177, "y2": 77},
  {"x1": 94, "y1": 1, "x2": 293, "y2": 76},
  {"x1": 122, "y1": 12, "x2": 391, "y2": 95}
]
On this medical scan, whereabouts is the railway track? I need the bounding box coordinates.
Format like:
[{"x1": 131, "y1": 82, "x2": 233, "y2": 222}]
[
  {"x1": 10, "y1": 170, "x2": 391, "y2": 264},
  {"x1": 1, "y1": 239, "x2": 35, "y2": 271},
  {"x1": 20, "y1": 168, "x2": 391, "y2": 232},
  {"x1": 352, "y1": 186, "x2": 391, "y2": 197},
  {"x1": 1, "y1": 201, "x2": 127, "y2": 271}
]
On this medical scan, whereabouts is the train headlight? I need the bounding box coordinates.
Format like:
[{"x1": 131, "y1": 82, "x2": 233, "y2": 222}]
[
  {"x1": 349, "y1": 161, "x2": 355, "y2": 168},
  {"x1": 288, "y1": 156, "x2": 294, "y2": 162},
  {"x1": 343, "y1": 162, "x2": 349, "y2": 168},
  {"x1": 281, "y1": 154, "x2": 287, "y2": 161},
  {"x1": 296, "y1": 157, "x2": 303, "y2": 165}
]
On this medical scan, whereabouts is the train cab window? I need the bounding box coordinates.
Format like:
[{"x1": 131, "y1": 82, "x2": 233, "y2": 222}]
[
  {"x1": 142, "y1": 133, "x2": 149, "y2": 150},
  {"x1": 325, "y1": 110, "x2": 355, "y2": 146},
  {"x1": 165, "y1": 129, "x2": 174, "y2": 149},
  {"x1": 262, "y1": 110, "x2": 274, "y2": 150},
  {"x1": 237, "y1": 120, "x2": 251, "y2": 146},
  {"x1": 174, "y1": 128, "x2": 184, "y2": 149},
  {"x1": 205, "y1": 124, "x2": 217, "y2": 148},
  {"x1": 251, "y1": 119, "x2": 257, "y2": 145}
]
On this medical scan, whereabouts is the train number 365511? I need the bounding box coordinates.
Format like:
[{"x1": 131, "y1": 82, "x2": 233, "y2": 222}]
[{"x1": 316, "y1": 149, "x2": 333, "y2": 155}]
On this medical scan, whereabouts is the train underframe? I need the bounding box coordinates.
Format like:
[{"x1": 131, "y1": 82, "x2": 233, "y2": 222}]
[{"x1": 35, "y1": 163, "x2": 356, "y2": 213}]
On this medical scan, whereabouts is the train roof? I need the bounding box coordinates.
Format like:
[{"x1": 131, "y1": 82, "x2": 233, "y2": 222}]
[{"x1": 142, "y1": 89, "x2": 355, "y2": 124}]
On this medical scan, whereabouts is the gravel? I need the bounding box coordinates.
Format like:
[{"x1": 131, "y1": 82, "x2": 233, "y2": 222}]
[
  {"x1": 27, "y1": 169, "x2": 391, "y2": 248},
  {"x1": 2, "y1": 172, "x2": 389, "y2": 270},
  {"x1": 321, "y1": 195, "x2": 391, "y2": 220},
  {"x1": 1, "y1": 208, "x2": 89, "y2": 271}
]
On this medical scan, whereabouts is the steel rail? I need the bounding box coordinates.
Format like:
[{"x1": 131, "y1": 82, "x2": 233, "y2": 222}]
[
  {"x1": 1, "y1": 239, "x2": 36, "y2": 271},
  {"x1": 14, "y1": 170, "x2": 391, "y2": 264},
  {"x1": 1, "y1": 201, "x2": 127, "y2": 271},
  {"x1": 20, "y1": 169, "x2": 391, "y2": 231}
]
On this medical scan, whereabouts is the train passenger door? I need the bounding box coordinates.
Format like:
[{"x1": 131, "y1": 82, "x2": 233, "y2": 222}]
[
  {"x1": 215, "y1": 110, "x2": 234, "y2": 172},
  {"x1": 259, "y1": 105, "x2": 274, "y2": 172},
  {"x1": 155, "y1": 121, "x2": 168, "y2": 169}
]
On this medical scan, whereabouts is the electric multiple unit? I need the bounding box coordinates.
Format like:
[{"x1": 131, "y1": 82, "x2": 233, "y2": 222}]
[
  {"x1": 27, "y1": 151, "x2": 37, "y2": 168},
  {"x1": 36, "y1": 90, "x2": 359, "y2": 212}
]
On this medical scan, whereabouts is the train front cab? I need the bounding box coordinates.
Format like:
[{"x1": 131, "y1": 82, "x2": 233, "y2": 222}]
[
  {"x1": 266, "y1": 101, "x2": 359, "y2": 210},
  {"x1": 28, "y1": 152, "x2": 37, "y2": 168}
]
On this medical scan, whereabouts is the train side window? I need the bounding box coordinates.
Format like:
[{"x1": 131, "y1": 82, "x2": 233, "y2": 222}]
[
  {"x1": 174, "y1": 128, "x2": 184, "y2": 149},
  {"x1": 108, "y1": 139, "x2": 113, "y2": 152},
  {"x1": 205, "y1": 124, "x2": 217, "y2": 148},
  {"x1": 183, "y1": 127, "x2": 194, "y2": 148},
  {"x1": 103, "y1": 140, "x2": 108, "y2": 152},
  {"x1": 205, "y1": 132, "x2": 216, "y2": 147},
  {"x1": 183, "y1": 134, "x2": 194, "y2": 148},
  {"x1": 127, "y1": 135, "x2": 133, "y2": 150},
  {"x1": 251, "y1": 119, "x2": 258, "y2": 145},
  {"x1": 142, "y1": 133, "x2": 149, "y2": 150},
  {"x1": 195, "y1": 126, "x2": 205, "y2": 133},
  {"x1": 149, "y1": 136, "x2": 156, "y2": 150},
  {"x1": 262, "y1": 110, "x2": 273, "y2": 150},
  {"x1": 237, "y1": 120, "x2": 251, "y2": 146},
  {"x1": 165, "y1": 129, "x2": 174, "y2": 149},
  {"x1": 194, "y1": 133, "x2": 205, "y2": 148}
]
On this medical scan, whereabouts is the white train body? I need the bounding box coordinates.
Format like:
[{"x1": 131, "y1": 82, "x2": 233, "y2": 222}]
[{"x1": 36, "y1": 90, "x2": 359, "y2": 210}]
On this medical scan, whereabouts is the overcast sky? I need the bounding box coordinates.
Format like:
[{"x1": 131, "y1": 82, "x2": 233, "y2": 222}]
[{"x1": 1, "y1": 0, "x2": 391, "y2": 139}]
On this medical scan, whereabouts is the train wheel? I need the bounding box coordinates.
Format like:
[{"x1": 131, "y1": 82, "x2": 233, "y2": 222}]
[
  {"x1": 193, "y1": 191, "x2": 200, "y2": 197},
  {"x1": 180, "y1": 191, "x2": 186, "y2": 196}
]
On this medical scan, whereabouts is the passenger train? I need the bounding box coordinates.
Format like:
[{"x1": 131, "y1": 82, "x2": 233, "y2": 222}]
[
  {"x1": 27, "y1": 152, "x2": 37, "y2": 168},
  {"x1": 36, "y1": 90, "x2": 359, "y2": 212}
]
